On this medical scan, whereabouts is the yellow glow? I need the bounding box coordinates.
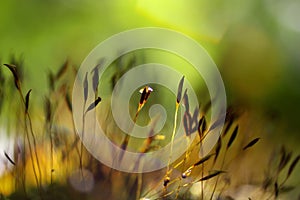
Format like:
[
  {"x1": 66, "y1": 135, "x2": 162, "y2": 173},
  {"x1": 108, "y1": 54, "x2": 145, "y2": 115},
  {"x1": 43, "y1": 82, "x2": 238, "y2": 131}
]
[
  {"x1": 136, "y1": 0, "x2": 228, "y2": 43},
  {"x1": 0, "y1": 173, "x2": 14, "y2": 195}
]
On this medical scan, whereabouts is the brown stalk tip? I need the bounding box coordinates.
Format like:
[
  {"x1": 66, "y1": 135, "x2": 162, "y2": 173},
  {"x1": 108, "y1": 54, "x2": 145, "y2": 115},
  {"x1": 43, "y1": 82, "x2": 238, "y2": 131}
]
[
  {"x1": 274, "y1": 182, "x2": 279, "y2": 197},
  {"x1": 48, "y1": 71, "x2": 55, "y2": 91},
  {"x1": 183, "y1": 89, "x2": 189, "y2": 112},
  {"x1": 139, "y1": 87, "x2": 147, "y2": 105},
  {"x1": 94, "y1": 96, "x2": 102, "y2": 104},
  {"x1": 91, "y1": 59, "x2": 104, "y2": 93},
  {"x1": 201, "y1": 116, "x2": 207, "y2": 134},
  {"x1": 278, "y1": 150, "x2": 292, "y2": 173},
  {"x1": 3, "y1": 64, "x2": 21, "y2": 89},
  {"x1": 209, "y1": 113, "x2": 227, "y2": 132},
  {"x1": 243, "y1": 138, "x2": 260, "y2": 150},
  {"x1": 223, "y1": 117, "x2": 234, "y2": 138},
  {"x1": 163, "y1": 176, "x2": 170, "y2": 187},
  {"x1": 176, "y1": 76, "x2": 185, "y2": 103},
  {"x1": 262, "y1": 177, "x2": 272, "y2": 190},
  {"x1": 83, "y1": 72, "x2": 88, "y2": 102},
  {"x1": 144, "y1": 86, "x2": 153, "y2": 101},
  {"x1": 91, "y1": 67, "x2": 99, "y2": 93},
  {"x1": 4, "y1": 151, "x2": 15, "y2": 165},
  {"x1": 55, "y1": 60, "x2": 68, "y2": 80},
  {"x1": 190, "y1": 121, "x2": 199, "y2": 133},
  {"x1": 65, "y1": 93, "x2": 72, "y2": 112},
  {"x1": 183, "y1": 112, "x2": 192, "y2": 136},
  {"x1": 214, "y1": 137, "x2": 222, "y2": 163},
  {"x1": 198, "y1": 116, "x2": 206, "y2": 138},
  {"x1": 85, "y1": 96, "x2": 102, "y2": 113},
  {"x1": 199, "y1": 170, "x2": 226, "y2": 181},
  {"x1": 44, "y1": 97, "x2": 51, "y2": 122},
  {"x1": 139, "y1": 86, "x2": 153, "y2": 106},
  {"x1": 227, "y1": 125, "x2": 238, "y2": 149},
  {"x1": 25, "y1": 89, "x2": 32, "y2": 112},
  {"x1": 286, "y1": 155, "x2": 300, "y2": 180},
  {"x1": 194, "y1": 153, "x2": 214, "y2": 166},
  {"x1": 192, "y1": 107, "x2": 199, "y2": 125}
]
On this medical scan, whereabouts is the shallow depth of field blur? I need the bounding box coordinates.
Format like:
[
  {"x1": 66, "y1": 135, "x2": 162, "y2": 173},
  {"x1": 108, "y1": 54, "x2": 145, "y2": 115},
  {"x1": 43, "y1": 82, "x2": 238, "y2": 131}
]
[{"x1": 0, "y1": 0, "x2": 300, "y2": 199}]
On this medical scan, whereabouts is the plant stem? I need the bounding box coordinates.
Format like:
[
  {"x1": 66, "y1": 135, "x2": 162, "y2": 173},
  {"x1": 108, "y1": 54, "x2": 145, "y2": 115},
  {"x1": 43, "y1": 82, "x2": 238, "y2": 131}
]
[
  {"x1": 164, "y1": 102, "x2": 180, "y2": 191},
  {"x1": 17, "y1": 89, "x2": 43, "y2": 198},
  {"x1": 210, "y1": 149, "x2": 227, "y2": 200}
]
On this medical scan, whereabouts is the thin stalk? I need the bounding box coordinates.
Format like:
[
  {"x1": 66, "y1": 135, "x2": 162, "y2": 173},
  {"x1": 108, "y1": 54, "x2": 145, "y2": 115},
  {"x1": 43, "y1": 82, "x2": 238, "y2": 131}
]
[
  {"x1": 69, "y1": 114, "x2": 82, "y2": 170},
  {"x1": 80, "y1": 107, "x2": 86, "y2": 180},
  {"x1": 17, "y1": 89, "x2": 43, "y2": 198},
  {"x1": 63, "y1": 93, "x2": 81, "y2": 166},
  {"x1": 46, "y1": 121, "x2": 54, "y2": 184},
  {"x1": 80, "y1": 72, "x2": 88, "y2": 178},
  {"x1": 119, "y1": 111, "x2": 140, "y2": 162},
  {"x1": 20, "y1": 116, "x2": 27, "y2": 195},
  {"x1": 24, "y1": 114, "x2": 40, "y2": 189},
  {"x1": 136, "y1": 161, "x2": 144, "y2": 200},
  {"x1": 200, "y1": 143, "x2": 204, "y2": 200},
  {"x1": 136, "y1": 173, "x2": 143, "y2": 200},
  {"x1": 167, "y1": 103, "x2": 180, "y2": 171},
  {"x1": 164, "y1": 102, "x2": 180, "y2": 192},
  {"x1": 46, "y1": 97, "x2": 54, "y2": 185},
  {"x1": 174, "y1": 137, "x2": 191, "y2": 199},
  {"x1": 27, "y1": 114, "x2": 43, "y2": 188},
  {"x1": 210, "y1": 149, "x2": 227, "y2": 200},
  {"x1": 50, "y1": 128, "x2": 53, "y2": 184},
  {"x1": 142, "y1": 134, "x2": 188, "y2": 198},
  {"x1": 119, "y1": 85, "x2": 151, "y2": 162}
]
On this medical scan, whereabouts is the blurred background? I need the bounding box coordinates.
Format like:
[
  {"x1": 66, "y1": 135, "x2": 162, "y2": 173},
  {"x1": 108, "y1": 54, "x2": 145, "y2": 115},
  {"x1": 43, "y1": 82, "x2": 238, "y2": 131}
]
[
  {"x1": 0, "y1": 0, "x2": 299, "y2": 131},
  {"x1": 0, "y1": 0, "x2": 300, "y2": 198}
]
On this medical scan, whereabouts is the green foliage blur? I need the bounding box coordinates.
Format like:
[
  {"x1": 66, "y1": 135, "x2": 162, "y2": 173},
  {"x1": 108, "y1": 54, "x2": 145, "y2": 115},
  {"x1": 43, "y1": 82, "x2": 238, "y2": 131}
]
[{"x1": 1, "y1": 0, "x2": 300, "y2": 135}]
